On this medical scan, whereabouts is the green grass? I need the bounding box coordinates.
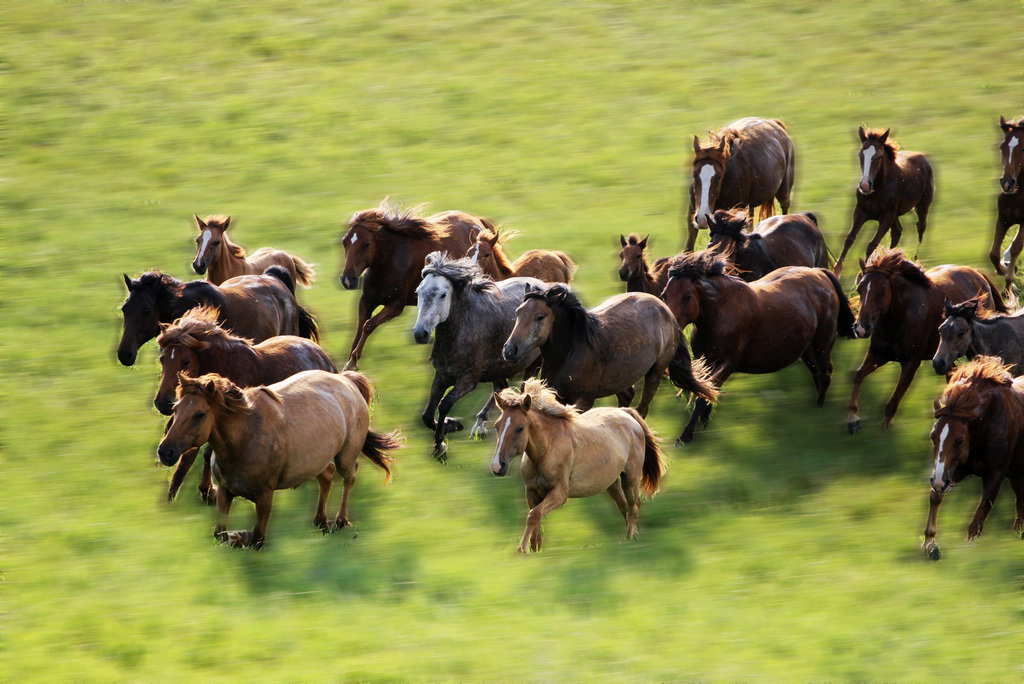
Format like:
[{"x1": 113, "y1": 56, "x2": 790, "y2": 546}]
[{"x1": 3, "y1": 1, "x2": 1023, "y2": 680}]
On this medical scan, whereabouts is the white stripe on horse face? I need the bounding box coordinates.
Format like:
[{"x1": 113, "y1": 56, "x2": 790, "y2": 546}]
[
  {"x1": 170, "y1": 348, "x2": 175, "y2": 360},
  {"x1": 492, "y1": 417, "x2": 511, "y2": 472},
  {"x1": 1009, "y1": 136, "x2": 1020, "y2": 164},
  {"x1": 197, "y1": 229, "x2": 213, "y2": 262},
  {"x1": 696, "y1": 163, "x2": 716, "y2": 220},
  {"x1": 861, "y1": 146, "x2": 875, "y2": 185},
  {"x1": 933, "y1": 423, "x2": 950, "y2": 483},
  {"x1": 469, "y1": 243, "x2": 480, "y2": 264},
  {"x1": 349, "y1": 232, "x2": 359, "y2": 246}
]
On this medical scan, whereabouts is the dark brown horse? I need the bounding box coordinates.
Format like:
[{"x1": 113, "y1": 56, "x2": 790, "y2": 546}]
[
  {"x1": 465, "y1": 227, "x2": 576, "y2": 283},
  {"x1": 706, "y1": 209, "x2": 829, "y2": 281},
  {"x1": 154, "y1": 306, "x2": 337, "y2": 502},
  {"x1": 338, "y1": 199, "x2": 486, "y2": 370},
  {"x1": 686, "y1": 117, "x2": 795, "y2": 251},
  {"x1": 846, "y1": 247, "x2": 1005, "y2": 433},
  {"x1": 617, "y1": 234, "x2": 675, "y2": 296},
  {"x1": 191, "y1": 214, "x2": 315, "y2": 288},
  {"x1": 834, "y1": 127, "x2": 934, "y2": 276},
  {"x1": 923, "y1": 357, "x2": 1024, "y2": 559},
  {"x1": 661, "y1": 252, "x2": 855, "y2": 444},
  {"x1": 117, "y1": 266, "x2": 318, "y2": 366},
  {"x1": 932, "y1": 297, "x2": 1024, "y2": 376},
  {"x1": 988, "y1": 116, "x2": 1024, "y2": 292},
  {"x1": 502, "y1": 283, "x2": 718, "y2": 417}
]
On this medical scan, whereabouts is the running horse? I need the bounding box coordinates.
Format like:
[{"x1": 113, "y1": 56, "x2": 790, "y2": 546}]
[
  {"x1": 923, "y1": 357, "x2": 1024, "y2": 560},
  {"x1": 846, "y1": 247, "x2": 1005, "y2": 433},
  {"x1": 988, "y1": 115, "x2": 1024, "y2": 292},
  {"x1": 661, "y1": 252, "x2": 855, "y2": 444},
  {"x1": 154, "y1": 306, "x2": 337, "y2": 503},
  {"x1": 932, "y1": 297, "x2": 1024, "y2": 376},
  {"x1": 489, "y1": 379, "x2": 666, "y2": 553},
  {"x1": 686, "y1": 117, "x2": 795, "y2": 251},
  {"x1": 617, "y1": 234, "x2": 676, "y2": 296},
  {"x1": 191, "y1": 214, "x2": 316, "y2": 288},
  {"x1": 464, "y1": 226, "x2": 576, "y2": 283},
  {"x1": 834, "y1": 127, "x2": 934, "y2": 276},
  {"x1": 158, "y1": 370, "x2": 402, "y2": 549},
  {"x1": 338, "y1": 199, "x2": 487, "y2": 370},
  {"x1": 705, "y1": 208, "x2": 829, "y2": 281}
]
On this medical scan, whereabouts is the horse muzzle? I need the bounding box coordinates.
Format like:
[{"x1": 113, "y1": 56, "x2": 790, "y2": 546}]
[
  {"x1": 618, "y1": 267, "x2": 630, "y2": 282},
  {"x1": 930, "y1": 477, "x2": 952, "y2": 494},
  {"x1": 154, "y1": 395, "x2": 175, "y2": 416},
  {"x1": 1001, "y1": 178, "x2": 1018, "y2": 194},
  {"x1": 932, "y1": 358, "x2": 950, "y2": 376},
  {"x1": 491, "y1": 459, "x2": 509, "y2": 477},
  {"x1": 413, "y1": 327, "x2": 431, "y2": 345},
  {"x1": 340, "y1": 275, "x2": 359, "y2": 290},
  {"x1": 192, "y1": 260, "x2": 208, "y2": 275},
  {"x1": 858, "y1": 181, "x2": 874, "y2": 195},
  {"x1": 156, "y1": 442, "x2": 183, "y2": 467},
  {"x1": 117, "y1": 347, "x2": 138, "y2": 366},
  {"x1": 502, "y1": 342, "x2": 522, "y2": 364},
  {"x1": 853, "y1": 323, "x2": 871, "y2": 339}
]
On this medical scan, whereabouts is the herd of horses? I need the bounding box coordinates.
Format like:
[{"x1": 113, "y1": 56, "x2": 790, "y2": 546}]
[{"x1": 117, "y1": 115, "x2": 1024, "y2": 557}]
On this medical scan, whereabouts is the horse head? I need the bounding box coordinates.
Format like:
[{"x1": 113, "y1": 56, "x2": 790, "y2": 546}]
[
  {"x1": 853, "y1": 261, "x2": 893, "y2": 339},
  {"x1": 617, "y1": 234, "x2": 649, "y2": 282},
  {"x1": 857, "y1": 126, "x2": 891, "y2": 195},
  {"x1": 999, "y1": 115, "x2": 1024, "y2": 194},
  {"x1": 932, "y1": 297, "x2": 980, "y2": 375},
  {"x1": 118, "y1": 272, "x2": 175, "y2": 366},
  {"x1": 503, "y1": 283, "x2": 564, "y2": 363},
  {"x1": 192, "y1": 214, "x2": 230, "y2": 275},
  {"x1": 413, "y1": 271, "x2": 454, "y2": 344},
  {"x1": 490, "y1": 390, "x2": 532, "y2": 476},
  {"x1": 340, "y1": 210, "x2": 381, "y2": 290},
  {"x1": 706, "y1": 209, "x2": 751, "y2": 257},
  {"x1": 928, "y1": 415, "x2": 970, "y2": 494},
  {"x1": 691, "y1": 135, "x2": 732, "y2": 229},
  {"x1": 157, "y1": 372, "x2": 220, "y2": 467}
]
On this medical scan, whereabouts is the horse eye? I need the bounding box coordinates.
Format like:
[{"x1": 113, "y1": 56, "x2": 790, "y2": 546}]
[
  {"x1": 362, "y1": 243, "x2": 370, "y2": 250},
  {"x1": 535, "y1": 314, "x2": 546, "y2": 322},
  {"x1": 192, "y1": 411, "x2": 207, "y2": 422},
  {"x1": 440, "y1": 293, "x2": 447, "y2": 299},
  {"x1": 515, "y1": 426, "x2": 523, "y2": 433},
  {"x1": 142, "y1": 307, "x2": 153, "y2": 316}
]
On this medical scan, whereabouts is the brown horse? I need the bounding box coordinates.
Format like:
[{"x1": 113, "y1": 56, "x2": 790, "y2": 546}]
[
  {"x1": 923, "y1": 357, "x2": 1024, "y2": 559},
  {"x1": 502, "y1": 283, "x2": 718, "y2": 416},
  {"x1": 191, "y1": 214, "x2": 315, "y2": 288},
  {"x1": 617, "y1": 234, "x2": 675, "y2": 296},
  {"x1": 687, "y1": 117, "x2": 795, "y2": 251},
  {"x1": 154, "y1": 305, "x2": 337, "y2": 503},
  {"x1": 662, "y1": 252, "x2": 855, "y2": 444},
  {"x1": 338, "y1": 199, "x2": 486, "y2": 370},
  {"x1": 158, "y1": 370, "x2": 402, "y2": 549},
  {"x1": 988, "y1": 116, "x2": 1024, "y2": 292},
  {"x1": 932, "y1": 297, "x2": 1024, "y2": 376},
  {"x1": 464, "y1": 227, "x2": 576, "y2": 284},
  {"x1": 834, "y1": 127, "x2": 934, "y2": 276},
  {"x1": 489, "y1": 379, "x2": 666, "y2": 552},
  {"x1": 706, "y1": 209, "x2": 829, "y2": 281},
  {"x1": 117, "y1": 266, "x2": 318, "y2": 366},
  {"x1": 846, "y1": 247, "x2": 1005, "y2": 433}
]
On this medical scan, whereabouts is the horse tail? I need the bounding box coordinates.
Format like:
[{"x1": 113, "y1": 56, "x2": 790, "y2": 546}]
[
  {"x1": 297, "y1": 303, "x2": 320, "y2": 342},
  {"x1": 342, "y1": 370, "x2": 375, "y2": 405},
  {"x1": 802, "y1": 211, "x2": 818, "y2": 225},
  {"x1": 802, "y1": 211, "x2": 836, "y2": 269},
  {"x1": 823, "y1": 269, "x2": 857, "y2": 339},
  {"x1": 361, "y1": 429, "x2": 402, "y2": 484},
  {"x1": 772, "y1": 118, "x2": 787, "y2": 131},
  {"x1": 556, "y1": 252, "x2": 577, "y2": 283},
  {"x1": 292, "y1": 256, "x2": 316, "y2": 288},
  {"x1": 754, "y1": 200, "x2": 775, "y2": 224},
  {"x1": 263, "y1": 265, "x2": 296, "y2": 294},
  {"x1": 623, "y1": 408, "x2": 666, "y2": 497},
  {"x1": 981, "y1": 273, "x2": 1009, "y2": 313},
  {"x1": 668, "y1": 337, "x2": 719, "y2": 403}
]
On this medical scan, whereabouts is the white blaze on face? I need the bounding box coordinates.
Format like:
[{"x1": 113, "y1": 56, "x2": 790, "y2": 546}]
[
  {"x1": 492, "y1": 417, "x2": 512, "y2": 473},
  {"x1": 413, "y1": 274, "x2": 451, "y2": 336},
  {"x1": 196, "y1": 229, "x2": 213, "y2": 262},
  {"x1": 860, "y1": 146, "x2": 876, "y2": 189},
  {"x1": 695, "y1": 163, "x2": 717, "y2": 225},
  {"x1": 349, "y1": 232, "x2": 359, "y2": 247},
  {"x1": 468, "y1": 243, "x2": 480, "y2": 264},
  {"x1": 933, "y1": 423, "x2": 950, "y2": 484},
  {"x1": 1008, "y1": 136, "x2": 1020, "y2": 165}
]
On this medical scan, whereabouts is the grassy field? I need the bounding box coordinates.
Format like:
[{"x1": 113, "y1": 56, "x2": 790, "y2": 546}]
[{"x1": 3, "y1": 1, "x2": 1023, "y2": 680}]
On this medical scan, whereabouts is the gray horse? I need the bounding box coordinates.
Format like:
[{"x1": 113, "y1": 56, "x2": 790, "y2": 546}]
[
  {"x1": 413, "y1": 251, "x2": 545, "y2": 460},
  {"x1": 933, "y1": 297, "x2": 1024, "y2": 376}
]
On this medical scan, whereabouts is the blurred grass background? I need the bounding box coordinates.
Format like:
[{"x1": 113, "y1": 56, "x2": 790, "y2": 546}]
[{"x1": 2, "y1": 1, "x2": 1022, "y2": 679}]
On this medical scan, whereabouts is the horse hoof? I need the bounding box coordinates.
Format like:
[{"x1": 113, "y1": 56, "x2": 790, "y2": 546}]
[
  {"x1": 847, "y1": 419, "x2": 862, "y2": 435},
  {"x1": 470, "y1": 423, "x2": 487, "y2": 440},
  {"x1": 343, "y1": 360, "x2": 359, "y2": 372},
  {"x1": 431, "y1": 442, "x2": 448, "y2": 464},
  {"x1": 217, "y1": 530, "x2": 252, "y2": 548},
  {"x1": 333, "y1": 518, "x2": 350, "y2": 532},
  {"x1": 924, "y1": 542, "x2": 941, "y2": 561},
  {"x1": 443, "y1": 418, "x2": 464, "y2": 434}
]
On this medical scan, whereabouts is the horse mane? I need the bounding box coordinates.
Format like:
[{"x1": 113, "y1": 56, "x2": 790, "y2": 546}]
[
  {"x1": 935, "y1": 356, "x2": 1017, "y2": 421},
  {"x1": 667, "y1": 250, "x2": 738, "y2": 281},
  {"x1": 422, "y1": 251, "x2": 497, "y2": 293},
  {"x1": 623, "y1": 234, "x2": 646, "y2": 248},
  {"x1": 478, "y1": 227, "x2": 517, "y2": 273},
  {"x1": 523, "y1": 283, "x2": 600, "y2": 348},
  {"x1": 177, "y1": 372, "x2": 254, "y2": 414},
  {"x1": 498, "y1": 378, "x2": 580, "y2": 422},
  {"x1": 708, "y1": 209, "x2": 752, "y2": 247},
  {"x1": 158, "y1": 305, "x2": 250, "y2": 351},
  {"x1": 133, "y1": 271, "x2": 186, "y2": 301},
  {"x1": 349, "y1": 198, "x2": 452, "y2": 241},
  {"x1": 943, "y1": 296, "x2": 995, "y2": 323},
  {"x1": 861, "y1": 246, "x2": 930, "y2": 286},
  {"x1": 862, "y1": 127, "x2": 900, "y2": 160}
]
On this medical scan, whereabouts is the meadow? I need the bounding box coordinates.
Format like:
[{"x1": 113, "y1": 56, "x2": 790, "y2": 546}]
[{"x1": 2, "y1": 1, "x2": 1022, "y2": 679}]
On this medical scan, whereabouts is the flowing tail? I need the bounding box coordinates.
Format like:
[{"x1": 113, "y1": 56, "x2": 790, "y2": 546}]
[
  {"x1": 342, "y1": 370, "x2": 375, "y2": 405},
  {"x1": 823, "y1": 269, "x2": 857, "y2": 339},
  {"x1": 623, "y1": 407, "x2": 666, "y2": 496},
  {"x1": 361, "y1": 428, "x2": 402, "y2": 484},
  {"x1": 292, "y1": 256, "x2": 317, "y2": 288},
  {"x1": 980, "y1": 274, "x2": 1009, "y2": 313},
  {"x1": 297, "y1": 304, "x2": 320, "y2": 342},
  {"x1": 264, "y1": 265, "x2": 296, "y2": 294},
  {"x1": 555, "y1": 252, "x2": 578, "y2": 284},
  {"x1": 668, "y1": 337, "x2": 719, "y2": 403}
]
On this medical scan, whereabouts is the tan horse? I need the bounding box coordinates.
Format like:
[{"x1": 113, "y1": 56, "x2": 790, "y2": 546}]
[
  {"x1": 490, "y1": 379, "x2": 666, "y2": 553},
  {"x1": 158, "y1": 370, "x2": 401, "y2": 549},
  {"x1": 192, "y1": 214, "x2": 316, "y2": 288},
  {"x1": 465, "y1": 227, "x2": 576, "y2": 284}
]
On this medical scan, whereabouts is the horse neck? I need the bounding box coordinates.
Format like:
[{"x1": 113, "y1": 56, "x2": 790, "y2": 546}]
[
  {"x1": 204, "y1": 403, "x2": 252, "y2": 464},
  {"x1": 695, "y1": 275, "x2": 746, "y2": 327},
  {"x1": 628, "y1": 256, "x2": 658, "y2": 294},
  {"x1": 199, "y1": 338, "x2": 261, "y2": 383},
  {"x1": 491, "y1": 246, "x2": 515, "y2": 278},
  {"x1": 522, "y1": 411, "x2": 555, "y2": 466},
  {"x1": 537, "y1": 307, "x2": 576, "y2": 376},
  {"x1": 208, "y1": 234, "x2": 246, "y2": 282}
]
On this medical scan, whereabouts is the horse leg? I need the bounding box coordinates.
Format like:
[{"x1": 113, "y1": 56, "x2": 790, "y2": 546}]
[
  {"x1": 333, "y1": 459, "x2": 359, "y2": 530},
  {"x1": 678, "y1": 397, "x2": 708, "y2": 445},
  {"x1": 431, "y1": 375, "x2": 478, "y2": 461},
  {"x1": 420, "y1": 374, "x2": 450, "y2": 432},
  {"x1": 967, "y1": 475, "x2": 1004, "y2": 542},
  {"x1": 313, "y1": 463, "x2": 336, "y2": 533},
  {"x1": 634, "y1": 364, "x2": 665, "y2": 417},
  {"x1": 344, "y1": 296, "x2": 372, "y2": 371},
  {"x1": 616, "y1": 386, "x2": 636, "y2": 409},
  {"x1": 834, "y1": 207, "x2": 869, "y2": 276},
  {"x1": 989, "y1": 215, "x2": 1013, "y2": 276},
  {"x1": 525, "y1": 487, "x2": 545, "y2": 552},
  {"x1": 345, "y1": 299, "x2": 405, "y2": 372},
  {"x1": 1003, "y1": 226, "x2": 1024, "y2": 294},
  {"x1": 606, "y1": 478, "x2": 637, "y2": 539},
  {"x1": 248, "y1": 489, "x2": 275, "y2": 550},
  {"x1": 923, "y1": 488, "x2": 945, "y2": 560},
  {"x1": 881, "y1": 360, "x2": 921, "y2": 429},
  {"x1": 801, "y1": 351, "x2": 829, "y2": 406},
  {"x1": 864, "y1": 214, "x2": 894, "y2": 260},
  {"x1": 888, "y1": 215, "x2": 904, "y2": 249},
  {"x1": 167, "y1": 446, "x2": 199, "y2": 503},
  {"x1": 520, "y1": 485, "x2": 567, "y2": 553},
  {"x1": 198, "y1": 444, "x2": 217, "y2": 505},
  {"x1": 1010, "y1": 478, "x2": 1024, "y2": 537},
  {"x1": 471, "y1": 381, "x2": 505, "y2": 440},
  {"x1": 915, "y1": 189, "x2": 933, "y2": 246},
  {"x1": 848, "y1": 349, "x2": 885, "y2": 434},
  {"x1": 213, "y1": 487, "x2": 235, "y2": 539}
]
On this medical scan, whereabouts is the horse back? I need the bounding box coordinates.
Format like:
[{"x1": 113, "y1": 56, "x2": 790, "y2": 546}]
[
  {"x1": 511, "y1": 250, "x2": 576, "y2": 284},
  {"x1": 720, "y1": 119, "x2": 793, "y2": 209},
  {"x1": 753, "y1": 213, "x2": 829, "y2": 272},
  {"x1": 560, "y1": 408, "x2": 643, "y2": 498},
  {"x1": 218, "y1": 274, "x2": 300, "y2": 342},
  {"x1": 252, "y1": 336, "x2": 338, "y2": 382}
]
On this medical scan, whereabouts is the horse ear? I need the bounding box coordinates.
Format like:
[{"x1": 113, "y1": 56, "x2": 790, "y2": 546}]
[
  {"x1": 194, "y1": 214, "x2": 207, "y2": 230},
  {"x1": 933, "y1": 398, "x2": 942, "y2": 411},
  {"x1": 547, "y1": 285, "x2": 568, "y2": 305},
  {"x1": 222, "y1": 216, "x2": 231, "y2": 231},
  {"x1": 204, "y1": 379, "x2": 216, "y2": 394},
  {"x1": 858, "y1": 126, "x2": 867, "y2": 143},
  {"x1": 639, "y1": 235, "x2": 649, "y2": 249},
  {"x1": 493, "y1": 392, "x2": 507, "y2": 411},
  {"x1": 716, "y1": 136, "x2": 727, "y2": 151},
  {"x1": 1000, "y1": 115, "x2": 1011, "y2": 132},
  {"x1": 692, "y1": 135, "x2": 701, "y2": 154},
  {"x1": 879, "y1": 128, "x2": 890, "y2": 144},
  {"x1": 520, "y1": 394, "x2": 532, "y2": 412},
  {"x1": 944, "y1": 297, "x2": 954, "y2": 316},
  {"x1": 858, "y1": 258, "x2": 867, "y2": 273},
  {"x1": 619, "y1": 234, "x2": 627, "y2": 248},
  {"x1": 123, "y1": 273, "x2": 133, "y2": 292},
  {"x1": 523, "y1": 282, "x2": 534, "y2": 295}
]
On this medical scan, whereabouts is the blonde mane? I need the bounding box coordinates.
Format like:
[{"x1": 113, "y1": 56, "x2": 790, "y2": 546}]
[
  {"x1": 348, "y1": 197, "x2": 452, "y2": 241},
  {"x1": 498, "y1": 378, "x2": 580, "y2": 422},
  {"x1": 176, "y1": 372, "x2": 256, "y2": 414},
  {"x1": 861, "y1": 246, "x2": 930, "y2": 286},
  {"x1": 936, "y1": 356, "x2": 1016, "y2": 421},
  {"x1": 157, "y1": 306, "x2": 253, "y2": 351}
]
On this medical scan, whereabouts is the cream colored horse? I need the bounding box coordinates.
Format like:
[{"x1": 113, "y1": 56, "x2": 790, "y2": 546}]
[
  {"x1": 490, "y1": 379, "x2": 665, "y2": 553},
  {"x1": 158, "y1": 370, "x2": 401, "y2": 549}
]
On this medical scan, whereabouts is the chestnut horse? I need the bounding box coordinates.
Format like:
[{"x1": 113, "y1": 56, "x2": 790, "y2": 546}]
[
  {"x1": 686, "y1": 117, "x2": 795, "y2": 251},
  {"x1": 158, "y1": 370, "x2": 402, "y2": 549},
  {"x1": 923, "y1": 357, "x2": 1024, "y2": 559},
  {"x1": 502, "y1": 283, "x2": 718, "y2": 416},
  {"x1": 933, "y1": 297, "x2": 1024, "y2": 376},
  {"x1": 465, "y1": 227, "x2": 576, "y2": 283},
  {"x1": 412, "y1": 252, "x2": 543, "y2": 460},
  {"x1": 154, "y1": 306, "x2": 337, "y2": 503},
  {"x1": 846, "y1": 247, "x2": 1005, "y2": 433},
  {"x1": 117, "y1": 266, "x2": 318, "y2": 366},
  {"x1": 662, "y1": 252, "x2": 855, "y2": 444},
  {"x1": 988, "y1": 116, "x2": 1024, "y2": 292},
  {"x1": 191, "y1": 214, "x2": 315, "y2": 288},
  {"x1": 338, "y1": 199, "x2": 486, "y2": 370},
  {"x1": 706, "y1": 209, "x2": 829, "y2": 281},
  {"x1": 617, "y1": 234, "x2": 675, "y2": 296},
  {"x1": 489, "y1": 379, "x2": 665, "y2": 552},
  {"x1": 834, "y1": 127, "x2": 934, "y2": 276}
]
